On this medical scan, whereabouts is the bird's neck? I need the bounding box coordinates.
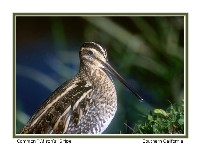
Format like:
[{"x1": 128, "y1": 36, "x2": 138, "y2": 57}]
[{"x1": 79, "y1": 64, "x2": 113, "y2": 86}]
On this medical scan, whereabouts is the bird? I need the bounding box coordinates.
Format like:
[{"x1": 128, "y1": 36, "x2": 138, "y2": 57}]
[{"x1": 20, "y1": 42, "x2": 143, "y2": 134}]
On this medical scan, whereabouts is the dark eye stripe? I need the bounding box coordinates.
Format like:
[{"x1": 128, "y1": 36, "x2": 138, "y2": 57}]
[
  {"x1": 87, "y1": 50, "x2": 93, "y2": 56},
  {"x1": 81, "y1": 42, "x2": 106, "y2": 58}
]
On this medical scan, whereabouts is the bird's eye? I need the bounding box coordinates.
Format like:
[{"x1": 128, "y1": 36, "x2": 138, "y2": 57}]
[{"x1": 87, "y1": 50, "x2": 93, "y2": 56}]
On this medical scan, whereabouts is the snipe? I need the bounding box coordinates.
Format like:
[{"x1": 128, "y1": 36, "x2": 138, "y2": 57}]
[{"x1": 20, "y1": 42, "x2": 143, "y2": 134}]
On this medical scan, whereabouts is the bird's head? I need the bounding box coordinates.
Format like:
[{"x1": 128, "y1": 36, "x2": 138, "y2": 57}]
[
  {"x1": 80, "y1": 42, "x2": 108, "y2": 69},
  {"x1": 79, "y1": 42, "x2": 143, "y2": 102}
]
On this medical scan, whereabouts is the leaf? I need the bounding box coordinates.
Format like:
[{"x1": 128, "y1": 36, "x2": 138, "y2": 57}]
[
  {"x1": 178, "y1": 118, "x2": 184, "y2": 125},
  {"x1": 147, "y1": 115, "x2": 153, "y2": 121},
  {"x1": 154, "y1": 109, "x2": 168, "y2": 117}
]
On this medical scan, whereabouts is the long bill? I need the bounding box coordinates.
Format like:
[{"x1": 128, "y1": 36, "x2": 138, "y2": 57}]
[{"x1": 103, "y1": 62, "x2": 143, "y2": 102}]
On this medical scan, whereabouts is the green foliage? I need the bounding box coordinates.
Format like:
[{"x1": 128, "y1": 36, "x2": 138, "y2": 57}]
[{"x1": 133, "y1": 100, "x2": 184, "y2": 134}]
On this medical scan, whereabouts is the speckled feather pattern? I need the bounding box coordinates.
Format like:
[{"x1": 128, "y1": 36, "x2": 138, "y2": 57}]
[{"x1": 21, "y1": 42, "x2": 117, "y2": 134}]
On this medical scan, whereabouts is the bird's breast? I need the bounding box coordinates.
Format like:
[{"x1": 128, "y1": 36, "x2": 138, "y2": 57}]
[{"x1": 87, "y1": 69, "x2": 118, "y2": 133}]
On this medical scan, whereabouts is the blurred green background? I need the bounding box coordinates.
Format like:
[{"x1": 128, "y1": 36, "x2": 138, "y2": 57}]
[{"x1": 16, "y1": 15, "x2": 184, "y2": 134}]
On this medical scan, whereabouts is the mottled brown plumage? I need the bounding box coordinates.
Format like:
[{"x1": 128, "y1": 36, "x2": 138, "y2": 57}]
[{"x1": 21, "y1": 42, "x2": 142, "y2": 134}]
